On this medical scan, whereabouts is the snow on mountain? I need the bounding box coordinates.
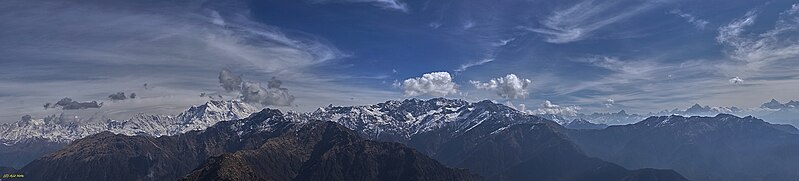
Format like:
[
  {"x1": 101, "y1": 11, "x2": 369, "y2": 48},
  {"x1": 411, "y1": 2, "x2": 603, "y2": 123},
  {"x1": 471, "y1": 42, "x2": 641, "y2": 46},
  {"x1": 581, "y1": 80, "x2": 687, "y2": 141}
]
[
  {"x1": 0, "y1": 100, "x2": 259, "y2": 144},
  {"x1": 294, "y1": 98, "x2": 551, "y2": 142},
  {"x1": 575, "y1": 110, "x2": 649, "y2": 125}
]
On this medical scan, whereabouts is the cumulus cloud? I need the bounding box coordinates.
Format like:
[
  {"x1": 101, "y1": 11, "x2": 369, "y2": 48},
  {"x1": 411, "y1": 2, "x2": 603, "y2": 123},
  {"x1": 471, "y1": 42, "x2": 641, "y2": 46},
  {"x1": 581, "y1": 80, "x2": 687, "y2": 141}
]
[
  {"x1": 470, "y1": 74, "x2": 532, "y2": 99},
  {"x1": 108, "y1": 92, "x2": 127, "y2": 101},
  {"x1": 398, "y1": 72, "x2": 459, "y2": 97},
  {"x1": 240, "y1": 81, "x2": 295, "y2": 106},
  {"x1": 529, "y1": 100, "x2": 581, "y2": 116},
  {"x1": 219, "y1": 69, "x2": 244, "y2": 92},
  {"x1": 217, "y1": 69, "x2": 295, "y2": 106},
  {"x1": 45, "y1": 97, "x2": 103, "y2": 110},
  {"x1": 267, "y1": 77, "x2": 283, "y2": 89},
  {"x1": 604, "y1": 98, "x2": 615, "y2": 107},
  {"x1": 729, "y1": 76, "x2": 744, "y2": 85},
  {"x1": 669, "y1": 10, "x2": 709, "y2": 30}
]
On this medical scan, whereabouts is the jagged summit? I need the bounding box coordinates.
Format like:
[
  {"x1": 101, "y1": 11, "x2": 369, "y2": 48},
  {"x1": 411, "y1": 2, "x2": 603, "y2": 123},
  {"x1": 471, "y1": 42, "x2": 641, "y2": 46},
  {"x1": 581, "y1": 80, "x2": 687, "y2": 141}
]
[
  {"x1": 570, "y1": 113, "x2": 799, "y2": 181},
  {"x1": 627, "y1": 114, "x2": 799, "y2": 136},
  {"x1": 0, "y1": 100, "x2": 259, "y2": 144},
  {"x1": 303, "y1": 98, "x2": 538, "y2": 142}
]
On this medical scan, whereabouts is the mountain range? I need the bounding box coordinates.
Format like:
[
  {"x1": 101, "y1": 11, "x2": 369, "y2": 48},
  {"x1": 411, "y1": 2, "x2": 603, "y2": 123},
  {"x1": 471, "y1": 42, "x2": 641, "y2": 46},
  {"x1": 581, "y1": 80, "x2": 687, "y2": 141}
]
[
  {"x1": 13, "y1": 98, "x2": 687, "y2": 180},
  {"x1": 7, "y1": 98, "x2": 799, "y2": 180},
  {"x1": 569, "y1": 114, "x2": 799, "y2": 181},
  {"x1": 304, "y1": 98, "x2": 685, "y2": 180},
  {"x1": 21, "y1": 109, "x2": 479, "y2": 181},
  {"x1": 0, "y1": 100, "x2": 258, "y2": 168}
]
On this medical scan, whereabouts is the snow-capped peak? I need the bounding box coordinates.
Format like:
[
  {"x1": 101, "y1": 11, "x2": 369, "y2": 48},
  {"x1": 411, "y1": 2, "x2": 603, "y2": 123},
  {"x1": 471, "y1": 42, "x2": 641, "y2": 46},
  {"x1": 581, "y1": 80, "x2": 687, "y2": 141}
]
[
  {"x1": 302, "y1": 98, "x2": 545, "y2": 142},
  {"x1": 0, "y1": 100, "x2": 260, "y2": 144}
]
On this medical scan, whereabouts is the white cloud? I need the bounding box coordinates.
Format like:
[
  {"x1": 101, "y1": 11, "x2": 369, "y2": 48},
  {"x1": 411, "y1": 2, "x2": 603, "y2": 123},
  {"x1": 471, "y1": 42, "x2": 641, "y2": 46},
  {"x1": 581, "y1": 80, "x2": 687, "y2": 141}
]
[
  {"x1": 669, "y1": 9, "x2": 709, "y2": 30},
  {"x1": 312, "y1": 0, "x2": 408, "y2": 12},
  {"x1": 470, "y1": 74, "x2": 532, "y2": 99},
  {"x1": 429, "y1": 22, "x2": 442, "y2": 29},
  {"x1": 240, "y1": 80, "x2": 295, "y2": 106},
  {"x1": 463, "y1": 20, "x2": 476, "y2": 30},
  {"x1": 729, "y1": 76, "x2": 744, "y2": 85},
  {"x1": 529, "y1": 100, "x2": 581, "y2": 116},
  {"x1": 219, "y1": 69, "x2": 296, "y2": 106},
  {"x1": 492, "y1": 38, "x2": 515, "y2": 47},
  {"x1": 455, "y1": 58, "x2": 494, "y2": 72},
  {"x1": 717, "y1": 6, "x2": 799, "y2": 67},
  {"x1": 604, "y1": 98, "x2": 615, "y2": 107},
  {"x1": 398, "y1": 72, "x2": 459, "y2": 97},
  {"x1": 526, "y1": 0, "x2": 657, "y2": 43},
  {"x1": 583, "y1": 56, "x2": 661, "y2": 79},
  {"x1": 0, "y1": 0, "x2": 398, "y2": 122}
]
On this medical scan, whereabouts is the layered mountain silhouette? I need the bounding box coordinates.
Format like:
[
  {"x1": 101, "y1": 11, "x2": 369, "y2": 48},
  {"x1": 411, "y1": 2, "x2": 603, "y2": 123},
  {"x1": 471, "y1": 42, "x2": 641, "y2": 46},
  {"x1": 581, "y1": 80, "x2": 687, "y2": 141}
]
[
  {"x1": 0, "y1": 100, "x2": 258, "y2": 168},
  {"x1": 569, "y1": 114, "x2": 799, "y2": 181},
  {"x1": 17, "y1": 98, "x2": 696, "y2": 180},
  {"x1": 0, "y1": 139, "x2": 65, "y2": 168},
  {"x1": 308, "y1": 98, "x2": 685, "y2": 180},
  {"x1": 181, "y1": 121, "x2": 478, "y2": 181},
  {"x1": 20, "y1": 109, "x2": 478, "y2": 181}
]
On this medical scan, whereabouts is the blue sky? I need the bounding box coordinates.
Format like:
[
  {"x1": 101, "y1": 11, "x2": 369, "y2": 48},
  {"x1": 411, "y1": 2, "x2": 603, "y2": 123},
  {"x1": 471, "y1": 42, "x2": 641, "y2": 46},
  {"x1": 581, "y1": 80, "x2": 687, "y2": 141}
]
[{"x1": 2, "y1": 0, "x2": 799, "y2": 122}]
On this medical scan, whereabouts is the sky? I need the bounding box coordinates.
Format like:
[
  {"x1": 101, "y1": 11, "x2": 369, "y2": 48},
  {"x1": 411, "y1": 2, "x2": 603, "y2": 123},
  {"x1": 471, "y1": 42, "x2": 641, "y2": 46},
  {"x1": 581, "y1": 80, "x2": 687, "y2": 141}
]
[{"x1": 2, "y1": 0, "x2": 799, "y2": 123}]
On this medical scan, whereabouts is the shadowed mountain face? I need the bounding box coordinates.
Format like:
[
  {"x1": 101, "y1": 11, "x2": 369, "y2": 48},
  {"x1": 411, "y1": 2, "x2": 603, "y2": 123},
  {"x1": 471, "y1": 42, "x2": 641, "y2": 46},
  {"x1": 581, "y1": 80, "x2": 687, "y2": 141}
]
[
  {"x1": 0, "y1": 100, "x2": 259, "y2": 168},
  {"x1": 309, "y1": 98, "x2": 687, "y2": 181},
  {"x1": 19, "y1": 109, "x2": 478, "y2": 181},
  {"x1": 181, "y1": 121, "x2": 479, "y2": 181},
  {"x1": 569, "y1": 114, "x2": 799, "y2": 181},
  {"x1": 0, "y1": 139, "x2": 66, "y2": 169}
]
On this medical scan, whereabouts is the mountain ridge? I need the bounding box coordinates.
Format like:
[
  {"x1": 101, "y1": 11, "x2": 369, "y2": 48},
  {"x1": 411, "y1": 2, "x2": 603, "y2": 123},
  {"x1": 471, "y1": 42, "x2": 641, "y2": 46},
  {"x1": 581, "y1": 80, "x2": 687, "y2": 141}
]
[
  {"x1": 569, "y1": 113, "x2": 799, "y2": 181},
  {"x1": 20, "y1": 108, "x2": 480, "y2": 181}
]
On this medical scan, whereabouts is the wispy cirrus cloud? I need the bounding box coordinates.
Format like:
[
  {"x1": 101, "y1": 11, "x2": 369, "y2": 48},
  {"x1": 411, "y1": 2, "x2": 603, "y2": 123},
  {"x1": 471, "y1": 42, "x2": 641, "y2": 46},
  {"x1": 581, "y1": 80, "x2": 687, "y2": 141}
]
[
  {"x1": 310, "y1": 0, "x2": 408, "y2": 12},
  {"x1": 712, "y1": 3, "x2": 799, "y2": 97},
  {"x1": 542, "y1": 55, "x2": 731, "y2": 112},
  {"x1": 669, "y1": 9, "x2": 709, "y2": 30},
  {"x1": 455, "y1": 58, "x2": 495, "y2": 72},
  {"x1": 0, "y1": 0, "x2": 398, "y2": 122},
  {"x1": 526, "y1": 0, "x2": 660, "y2": 43},
  {"x1": 717, "y1": 5, "x2": 799, "y2": 69}
]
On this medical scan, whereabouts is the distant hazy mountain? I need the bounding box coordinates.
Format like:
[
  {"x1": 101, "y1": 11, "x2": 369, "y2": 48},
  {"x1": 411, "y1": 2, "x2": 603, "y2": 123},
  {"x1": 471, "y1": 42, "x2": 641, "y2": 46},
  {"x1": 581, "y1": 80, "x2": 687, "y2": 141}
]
[
  {"x1": 574, "y1": 110, "x2": 650, "y2": 125},
  {"x1": 569, "y1": 114, "x2": 799, "y2": 181},
  {"x1": 20, "y1": 98, "x2": 686, "y2": 180},
  {"x1": 563, "y1": 119, "x2": 610, "y2": 130},
  {"x1": 537, "y1": 114, "x2": 609, "y2": 129},
  {"x1": 760, "y1": 99, "x2": 799, "y2": 109},
  {"x1": 306, "y1": 98, "x2": 685, "y2": 180},
  {"x1": 21, "y1": 109, "x2": 479, "y2": 181},
  {"x1": 754, "y1": 99, "x2": 799, "y2": 126},
  {"x1": 553, "y1": 104, "x2": 744, "y2": 126},
  {"x1": 0, "y1": 100, "x2": 258, "y2": 168}
]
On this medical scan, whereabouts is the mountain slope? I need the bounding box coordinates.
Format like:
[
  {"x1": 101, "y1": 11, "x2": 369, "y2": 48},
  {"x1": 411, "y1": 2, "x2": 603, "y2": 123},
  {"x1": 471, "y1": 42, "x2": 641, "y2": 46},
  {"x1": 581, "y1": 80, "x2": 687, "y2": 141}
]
[
  {"x1": 569, "y1": 114, "x2": 799, "y2": 181},
  {"x1": 0, "y1": 100, "x2": 259, "y2": 144},
  {"x1": 304, "y1": 98, "x2": 686, "y2": 181},
  {"x1": 20, "y1": 109, "x2": 478, "y2": 181},
  {"x1": 181, "y1": 121, "x2": 479, "y2": 181},
  {"x1": 0, "y1": 100, "x2": 258, "y2": 168}
]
